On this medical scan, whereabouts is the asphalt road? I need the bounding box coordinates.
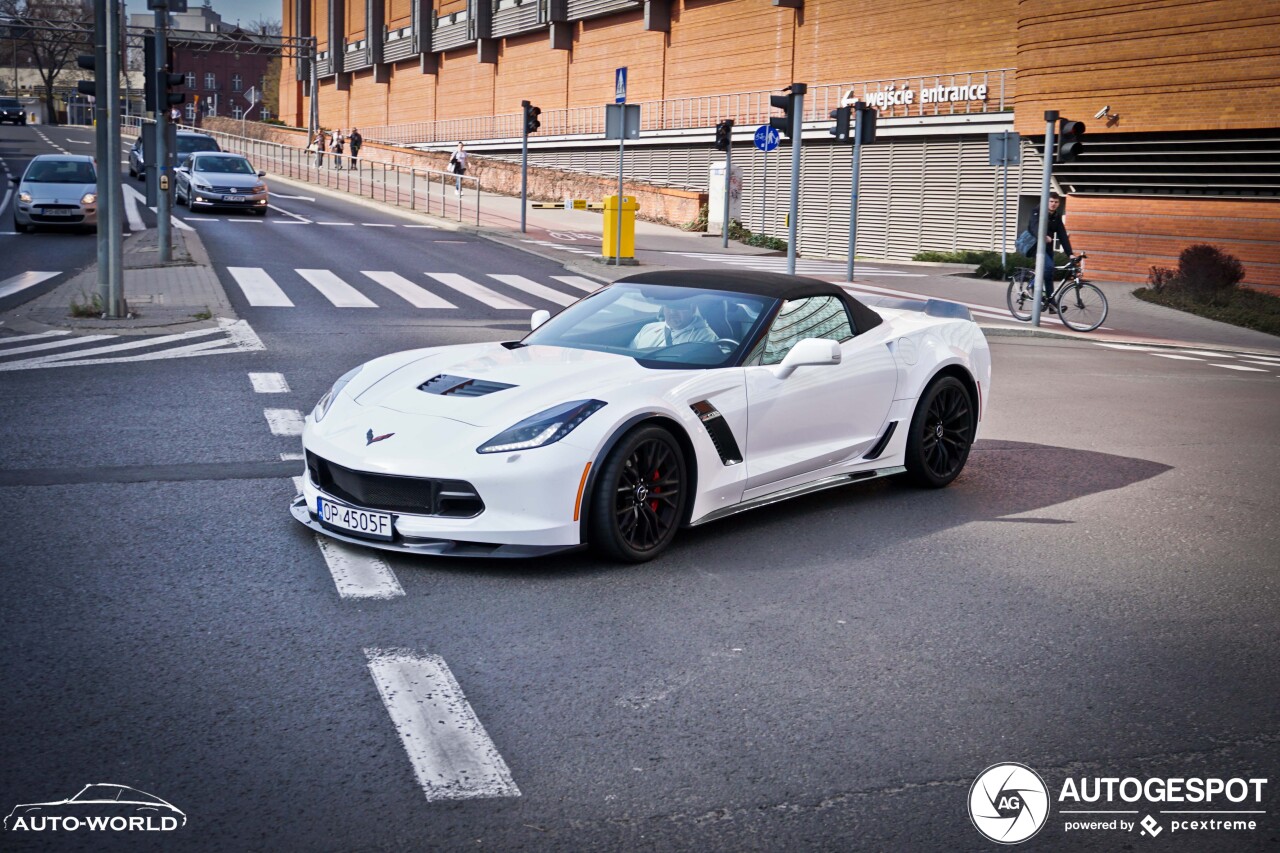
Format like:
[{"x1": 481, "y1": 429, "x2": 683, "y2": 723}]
[{"x1": 1, "y1": 128, "x2": 1278, "y2": 852}]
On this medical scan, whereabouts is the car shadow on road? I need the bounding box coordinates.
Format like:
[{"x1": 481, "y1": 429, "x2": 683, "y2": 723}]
[{"x1": 398, "y1": 439, "x2": 1174, "y2": 579}]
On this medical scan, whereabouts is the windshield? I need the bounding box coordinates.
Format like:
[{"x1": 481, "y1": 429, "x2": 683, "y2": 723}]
[
  {"x1": 194, "y1": 156, "x2": 254, "y2": 174},
  {"x1": 177, "y1": 136, "x2": 220, "y2": 154},
  {"x1": 522, "y1": 282, "x2": 775, "y2": 369},
  {"x1": 0, "y1": 99, "x2": 20, "y2": 108},
  {"x1": 24, "y1": 160, "x2": 95, "y2": 183}
]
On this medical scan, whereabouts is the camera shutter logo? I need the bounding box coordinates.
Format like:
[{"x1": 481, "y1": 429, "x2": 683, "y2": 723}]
[{"x1": 969, "y1": 763, "x2": 1050, "y2": 844}]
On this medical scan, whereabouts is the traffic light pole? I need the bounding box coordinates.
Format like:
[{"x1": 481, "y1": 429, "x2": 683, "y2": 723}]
[
  {"x1": 846, "y1": 103, "x2": 865, "y2": 283},
  {"x1": 520, "y1": 103, "x2": 529, "y2": 234},
  {"x1": 104, "y1": 0, "x2": 123, "y2": 317},
  {"x1": 155, "y1": 9, "x2": 171, "y2": 264},
  {"x1": 90, "y1": 0, "x2": 109, "y2": 310},
  {"x1": 786, "y1": 85, "x2": 805, "y2": 275},
  {"x1": 721, "y1": 140, "x2": 732, "y2": 249},
  {"x1": 1032, "y1": 110, "x2": 1059, "y2": 328}
]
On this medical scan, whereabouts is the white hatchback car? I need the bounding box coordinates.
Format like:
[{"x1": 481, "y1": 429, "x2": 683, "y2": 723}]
[{"x1": 11, "y1": 154, "x2": 98, "y2": 233}]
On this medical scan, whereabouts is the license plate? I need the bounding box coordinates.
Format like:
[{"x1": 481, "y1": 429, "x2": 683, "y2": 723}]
[
  {"x1": 42, "y1": 209, "x2": 75, "y2": 217},
  {"x1": 225, "y1": 195, "x2": 244, "y2": 202},
  {"x1": 317, "y1": 496, "x2": 393, "y2": 540}
]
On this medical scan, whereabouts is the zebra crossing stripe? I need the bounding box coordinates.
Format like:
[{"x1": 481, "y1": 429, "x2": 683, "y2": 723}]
[
  {"x1": 229, "y1": 267, "x2": 294, "y2": 307},
  {"x1": 552, "y1": 275, "x2": 602, "y2": 293},
  {"x1": 1, "y1": 326, "x2": 225, "y2": 368},
  {"x1": 317, "y1": 540, "x2": 405, "y2": 599},
  {"x1": 487, "y1": 274, "x2": 577, "y2": 306},
  {"x1": 362, "y1": 271, "x2": 457, "y2": 309},
  {"x1": 0, "y1": 271, "x2": 60, "y2": 299},
  {"x1": 365, "y1": 648, "x2": 520, "y2": 801},
  {"x1": 425, "y1": 273, "x2": 532, "y2": 310},
  {"x1": 250, "y1": 372, "x2": 291, "y2": 393},
  {"x1": 297, "y1": 269, "x2": 379, "y2": 308},
  {"x1": 264, "y1": 408, "x2": 305, "y2": 436}
]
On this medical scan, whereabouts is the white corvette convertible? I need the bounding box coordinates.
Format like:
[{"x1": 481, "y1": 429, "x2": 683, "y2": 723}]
[{"x1": 291, "y1": 270, "x2": 991, "y2": 561}]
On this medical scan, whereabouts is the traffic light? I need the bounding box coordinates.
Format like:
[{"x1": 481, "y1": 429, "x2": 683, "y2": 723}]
[
  {"x1": 1057, "y1": 118, "x2": 1085, "y2": 163},
  {"x1": 76, "y1": 54, "x2": 97, "y2": 96},
  {"x1": 159, "y1": 69, "x2": 186, "y2": 106},
  {"x1": 855, "y1": 104, "x2": 877, "y2": 145},
  {"x1": 769, "y1": 92, "x2": 794, "y2": 139},
  {"x1": 713, "y1": 118, "x2": 734, "y2": 151},
  {"x1": 828, "y1": 106, "x2": 851, "y2": 143},
  {"x1": 522, "y1": 100, "x2": 541, "y2": 136}
]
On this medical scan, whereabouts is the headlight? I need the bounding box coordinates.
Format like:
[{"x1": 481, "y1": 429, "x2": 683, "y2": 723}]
[
  {"x1": 252, "y1": 183, "x2": 266, "y2": 193},
  {"x1": 18, "y1": 191, "x2": 31, "y2": 203},
  {"x1": 312, "y1": 366, "x2": 362, "y2": 423},
  {"x1": 193, "y1": 181, "x2": 211, "y2": 190},
  {"x1": 477, "y1": 400, "x2": 606, "y2": 454},
  {"x1": 81, "y1": 193, "x2": 96, "y2": 205}
]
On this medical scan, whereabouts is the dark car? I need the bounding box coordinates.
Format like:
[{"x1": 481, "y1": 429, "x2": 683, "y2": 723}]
[
  {"x1": 0, "y1": 98, "x2": 26, "y2": 125},
  {"x1": 128, "y1": 130, "x2": 221, "y2": 178}
]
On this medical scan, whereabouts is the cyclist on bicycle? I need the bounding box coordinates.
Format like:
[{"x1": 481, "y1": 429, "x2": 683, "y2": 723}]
[{"x1": 1025, "y1": 192, "x2": 1073, "y2": 308}]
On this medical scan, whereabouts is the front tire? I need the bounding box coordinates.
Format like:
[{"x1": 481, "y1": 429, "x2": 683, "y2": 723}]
[
  {"x1": 904, "y1": 375, "x2": 976, "y2": 488},
  {"x1": 1055, "y1": 281, "x2": 1108, "y2": 332},
  {"x1": 589, "y1": 425, "x2": 688, "y2": 563}
]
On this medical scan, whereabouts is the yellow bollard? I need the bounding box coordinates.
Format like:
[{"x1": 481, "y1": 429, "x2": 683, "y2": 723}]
[{"x1": 602, "y1": 194, "x2": 638, "y2": 260}]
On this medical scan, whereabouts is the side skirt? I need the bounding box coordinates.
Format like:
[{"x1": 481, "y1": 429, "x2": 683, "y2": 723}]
[{"x1": 688, "y1": 466, "x2": 907, "y2": 528}]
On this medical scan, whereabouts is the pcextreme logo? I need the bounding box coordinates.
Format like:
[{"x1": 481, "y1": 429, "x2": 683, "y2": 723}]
[
  {"x1": 4, "y1": 783, "x2": 185, "y2": 833},
  {"x1": 969, "y1": 764, "x2": 1269, "y2": 844}
]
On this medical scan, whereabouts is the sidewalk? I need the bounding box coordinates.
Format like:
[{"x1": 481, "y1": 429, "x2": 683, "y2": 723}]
[{"x1": 2, "y1": 227, "x2": 233, "y2": 337}]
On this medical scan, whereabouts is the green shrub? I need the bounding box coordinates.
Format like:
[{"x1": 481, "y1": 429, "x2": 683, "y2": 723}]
[
  {"x1": 683, "y1": 203, "x2": 708, "y2": 233},
  {"x1": 1146, "y1": 244, "x2": 1247, "y2": 307},
  {"x1": 69, "y1": 291, "x2": 102, "y2": 318},
  {"x1": 913, "y1": 248, "x2": 1066, "y2": 279},
  {"x1": 727, "y1": 220, "x2": 787, "y2": 252}
]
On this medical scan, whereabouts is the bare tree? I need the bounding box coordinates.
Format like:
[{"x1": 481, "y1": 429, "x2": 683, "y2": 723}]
[
  {"x1": 249, "y1": 18, "x2": 282, "y2": 37},
  {"x1": 3, "y1": 0, "x2": 93, "y2": 125}
]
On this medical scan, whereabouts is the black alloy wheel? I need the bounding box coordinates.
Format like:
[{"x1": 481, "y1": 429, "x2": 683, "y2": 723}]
[
  {"x1": 590, "y1": 425, "x2": 688, "y2": 562},
  {"x1": 904, "y1": 375, "x2": 976, "y2": 488}
]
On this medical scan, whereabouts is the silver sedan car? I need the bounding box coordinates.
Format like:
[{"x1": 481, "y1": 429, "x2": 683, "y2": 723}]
[
  {"x1": 11, "y1": 154, "x2": 98, "y2": 232},
  {"x1": 175, "y1": 152, "x2": 268, "y2": 215}
]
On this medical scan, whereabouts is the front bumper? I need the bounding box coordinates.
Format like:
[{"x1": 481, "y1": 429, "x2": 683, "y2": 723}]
[
  {"x1": 15, "y1": 203, "x2": 97, "y2": 227},
  {"x1": 188, "y1": 187, "x2": 268, "y2": 210}
]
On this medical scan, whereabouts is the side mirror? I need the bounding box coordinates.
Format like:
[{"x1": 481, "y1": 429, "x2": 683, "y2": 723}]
[
  {"x1": 257, "y1": 170, "x2": 266, "y2": 177},
  {"x1": 530, "y1": 309, "x2": 550, "y2": 331},
  {"x1": 9, "y1": 177, "x2": 17, "y2": 185},
  {"x1": 774, "y1": 338, "x2": 841, "y2": 379}
]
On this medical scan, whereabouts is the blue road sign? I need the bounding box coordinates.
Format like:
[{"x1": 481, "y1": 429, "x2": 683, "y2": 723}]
[
  {"x1": 615, "y1": 67, "x2": 627, "y2": 104},
  {"x1": 754, "y1": 125, "x2": 780, "y2": 152}
]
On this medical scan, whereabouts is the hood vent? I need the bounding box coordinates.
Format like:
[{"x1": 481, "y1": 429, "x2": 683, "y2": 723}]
[{"x1": 419, "y1": 374, "x2": 516, "y2": 397}]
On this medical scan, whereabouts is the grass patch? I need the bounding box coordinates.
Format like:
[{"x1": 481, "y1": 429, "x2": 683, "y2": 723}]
[
  {"x1": 1134, "y1": 286, "x2": 1280, "y2": 337},
  {"x1": 69, "y1": 291, "x2": 102, "y2": 318},
  {"x1": 191, "y1": 310, "x2": 212, "y2": 320},
  {"x1": 727, "y1": 220, "x2": 787, "y2": 252}
]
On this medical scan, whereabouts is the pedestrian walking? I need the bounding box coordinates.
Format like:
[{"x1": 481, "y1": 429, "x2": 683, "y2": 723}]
[
  {"x1": 349, "y1": 127, "x2": 363, "y2": 166},
  {"x1": 448, "y1": 141, "x2": 467, "y2": 195},
  {"x1": 311, "y1": 131, "x2": 325, "y2": 168},
  {"x1": 331, "y1": 129, "x2": 345, "y2": 169}
]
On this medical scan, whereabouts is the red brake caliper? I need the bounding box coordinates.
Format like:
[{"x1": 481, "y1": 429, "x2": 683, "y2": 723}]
[{"x1": 650, "y1": 468, "x2": 660, "y2": 512}]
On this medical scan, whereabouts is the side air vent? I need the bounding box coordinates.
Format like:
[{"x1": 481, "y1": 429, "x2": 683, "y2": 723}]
[
  {"x1": 863, "y1": 421, "x2": 898, "y2": 460},
  {"x1": 690, "y1": 400, "x2": 743, "y2": 466},
  {"x1": 419, "y1": 374, "x2": 516, "y2": 397}
]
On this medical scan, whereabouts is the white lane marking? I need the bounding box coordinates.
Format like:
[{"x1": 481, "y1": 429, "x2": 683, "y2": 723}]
[
  {"x1": 0, "y1": 335, "x2": 239, "y2": 370},
  {"x1": 0, "y1": 325, "x2": 223, "y2": 366},
  {"x1": 220, "y1": 318, "x2": 266, "y2": 351},
  {"x1": 425, "y1": 273, "x2": 532, "y2": 310},
  {"x1": 0, "y1": 333, "x2": 115, "y2": 357},
  {"x1": 1178, "y1": 349, "x2": 1236, "y2": 358},
  {"x1": 0, "y1": 330, "x2": 72, "y2": 345},
  {"x1": 363, "y1": 223, "x2": 394, "y2": 227},
  {"x1": 264, "y1": 408, "x2": 305, "y2": 436},
  {"x1": 228, "y1": 267, "x2": 294, "y2": 307},
  {"x1": 362, "y1": 271, "x2": 457, "y2": 309},
  {"x1": 250, "y1": 371, "x2": 290, "y2": 393},
  {"x1": 1095, "y1": 343, "x2": 1158, "y2": 351},
  {"x1": 317, "y1": 221, "x2": 355, "y2": 225},
  {"x1": 67, "y1": 139, "x2": 91, "y2": 145},
  {"x1": 273, "y1": 193, "x2": 315, "y2": 201},
  {"x1": 402, "y1": 225, "x2": 432, "y2": 229},
  {"x1": 1241, "y1": 359, "x2": 1280, "y2": 366},
  {"x1": 226, "y1": 219, "x2": 265, "y2": 223},
  {"x1": 121, "y1": 183, "x2": 148, "y2": 232},
  {"x1": 270, "y1": 220, "x2": 308, "y2": 224},
  {"x1": 0, "y1": 188, "x2": 12, "y2": 217},
  {"x1": 364, "y1": 649, "x2": 520, "y2": 801},
  {"x1": 316, "y1": 540, "x2": 405, "y2": 600},
  {"x1": 292, "y1": 475, "x2": 304, "y2": 492},
  {"x1": 170, "y1": 215, "x2": 194, "y2": 232},
  {"x1": 1211, "y1": 363, "x2": 1268, "y2": 372},
  {"x1": 297, "y1": 269, "x2": 379, "y2": 308},
  {"x1": 552, "y1": 275, "x2": 602, "y2": 293},
  {"x1": 184, "y1": 217, "x2": 220, "y2": 222},
  {"x1": 487, "y1": 274, "x2": 577, "y2": 306},
  {"x1": 267, "y1": 202, "x2": 311, "y2": 222},
  {"x1": 1149, "y1": 353, "x2": 1204, "y2": 361},
  {"x1": 0, "y1": 271, "x2": 60, "y2": 299},
  {"x1": 282, "y1": 452, "x2": 304, "y2": 462}
]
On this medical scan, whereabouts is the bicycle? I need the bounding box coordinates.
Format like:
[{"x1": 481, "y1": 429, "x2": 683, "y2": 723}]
[{"x1": 1005, "y1": 252, "x2": 1108, "y2": 332}]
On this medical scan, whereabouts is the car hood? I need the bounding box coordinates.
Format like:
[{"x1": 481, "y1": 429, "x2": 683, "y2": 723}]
[
  {"x1": 21, "y1": 182, "x2": 96, "y2": 202},
  {"x1": 352, "y1": 342, "x2": 655, "y2": 427},
  {"x1": 188, "y1": 172, "x2": 261, "y2": 188}
]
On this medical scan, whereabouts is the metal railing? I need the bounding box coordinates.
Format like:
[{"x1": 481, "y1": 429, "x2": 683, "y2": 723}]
[
  {"x1": 121, "y1": 118, "x2": 481, "y2": 225},
  {"x1": 360, "y1": 68, "x2": 1012, "y2": 146}
]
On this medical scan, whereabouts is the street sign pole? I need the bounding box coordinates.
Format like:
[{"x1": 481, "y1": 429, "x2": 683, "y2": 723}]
[
  {"x1": 846, "y1": 105, "x2": 864, "y2": 282},
  {"x1": 104, "y1": 0, "x2": 124, "y2": 317},
  {"x1": 762, "y1": 141, "x2": 767, "y2": 235},
  {"x1": 614, "y1": 67, "x2": 627, "y2": 267},
  {"x1": 1032, "y1": 111, "x2": 1059, "y2": 328},
  {"x1": 722, "y1": 140, "x2": 732, "y2": 249},
  {"x1": 1001, "y1": 131, "x2": 1010, "y2": 271},
  {"x1": 155, "y1": 7, "x2": 171, "y2": 264},
  {"x1": 786, "y1": 85, "x2": 806, "y2": 275}
]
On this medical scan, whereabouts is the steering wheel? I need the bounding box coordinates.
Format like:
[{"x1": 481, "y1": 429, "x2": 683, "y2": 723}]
[{"x1": 715, "y1": 338, "x2": 739, "y2": 355}]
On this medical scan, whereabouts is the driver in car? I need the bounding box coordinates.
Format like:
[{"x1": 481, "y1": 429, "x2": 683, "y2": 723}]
[{"x1": 631, "y1": 297, "x2": 719, "y2": 349}]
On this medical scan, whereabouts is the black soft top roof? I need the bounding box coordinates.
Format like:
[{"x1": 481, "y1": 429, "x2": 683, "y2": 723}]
[{"x1": 615, "y1": 269, "x2": 883, "y2": 333}]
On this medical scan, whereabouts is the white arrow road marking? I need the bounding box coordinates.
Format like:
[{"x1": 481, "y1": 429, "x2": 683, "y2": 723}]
[
  {"x1": 250, "y1": 372, "x2": 290, "y2": 393},
  {"x1": 362, "y1": 271, "x2": 457, "y2": 309},
  {"x1": 365, "y1": 649, "x2": 520, "y2": 801},
  {"x1": 425, "y1": 273, "x2": 531, "y2": 310},
  {"x1": 297, "y1": 269, "x2": 378, "y2": 308},
  {"x1": 0, "y1": 271, "x2": 60, "y2": 299},
  {"x1": 228, "y1": 267, "x2": 294, "y2": 307},
  {"x1": 487, "y1": 274, "x2": 577, "y2": 306},
  {"x1": 315, "y1": 540, "x2": 404, "y2": 600},
  {"x1": 120, "y1": 183, "x2": 149, "y2": 232},
  {"x1": 264, "y1": 408, "x2": 305, "y2": 436}
]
